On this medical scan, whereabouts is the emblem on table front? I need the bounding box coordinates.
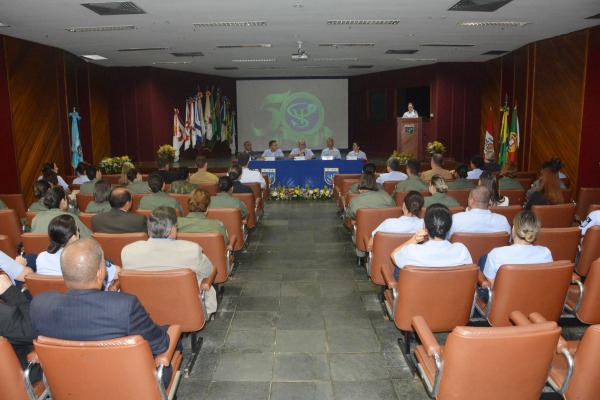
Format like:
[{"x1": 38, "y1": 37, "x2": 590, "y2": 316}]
[
  {"x1": 261, "y1": 168, "x2": 276, "y2": 187},
  {"x1": 324, "y1": 168, "x2": 339, "y2": 187}
]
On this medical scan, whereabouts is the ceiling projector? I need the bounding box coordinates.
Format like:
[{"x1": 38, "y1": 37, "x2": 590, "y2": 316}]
[{"x1": 292, "y1": 40, "x2": 308, "y2": 61}]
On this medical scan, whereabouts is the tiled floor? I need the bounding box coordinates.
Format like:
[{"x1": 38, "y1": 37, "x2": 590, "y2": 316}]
[{"x1": 176, "y1": 200, "x2": 430, "y2": 400}]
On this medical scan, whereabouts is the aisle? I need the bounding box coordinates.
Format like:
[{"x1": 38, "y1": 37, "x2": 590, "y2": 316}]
[{"x1": 176, "y1": 200, "x2": 429, "y2": 399}]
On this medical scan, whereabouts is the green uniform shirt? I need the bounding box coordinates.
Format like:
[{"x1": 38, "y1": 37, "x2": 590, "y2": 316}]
[{"x1": 177, "y1": 212, "x2": 229, "y2": 245}]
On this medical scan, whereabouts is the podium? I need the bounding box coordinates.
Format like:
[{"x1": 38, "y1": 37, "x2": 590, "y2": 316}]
[{"x1": 397, "y1": 117, "x2": 423, "y2": 160}]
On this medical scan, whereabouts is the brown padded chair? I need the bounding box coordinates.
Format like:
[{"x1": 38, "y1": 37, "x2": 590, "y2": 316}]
[
  {"x1": 101, "y1": 174, "x2": 121, "y2": 185},
  {"x1": 450, "y1": 232, "x2": 510, "y2": 266},
  {"x1": 31, "y1": 326, "x2": 182, "y2": 400},
  {"x1": 367, "y1": 232, "x2": 412, "y2": 286},
  {"x1": 134, "y1": 208, "x2": 182, "y2": 219},
  {"x1": 0, "y1": 234, "x2": 18, "y2": 258},
  {"x1": 393, "y1": 190, "x2": 430, "y2": 207},
  {"x1": 488, "y1": 205, "x2": 522, "y2": 227},
  {"x1": 587, "y1": 203, "x2": 600, "y2": 216},
  {"x1": 0, "y1": 209, "x2": 23, "y2": 250},
  {"x1": 20, "y1": 233, "x2": 50, "y2": 255},
  {"x1": 177, "y1": 232, "x2": 235, "y2": 285},
  {"x1": 446, "y1": 189, "x2": 470, "y2": 208},
  {"x1": 262, "y1": 174, "x2": 271, "y2": 203},
  {"x1": 562, "y1": 187, "x2": 573, "y2": 203},
  {"x1": 206, "y1": 208, "x2": 246, "y2": 251},
  {"x1": 0, "y1": 336, "x2": 47, "y2": 400},
  {"x1": 78, "y1": 212, "x2": 95, "y2": 231},
  {"x1": 501, "y1": 189, "x2": 527, "y2": 207},
  {"x1": 567, "y1": 258, "x2": 600, "y2": 324},
  {"x1": 382, "y1": 180, "x2": 402, "y2": 195},
  {"x1": 575, "y1": 226, "x2": 600, "y2": 277},
  {"x1": 75, "y1": 193, "x2": 94, "y2": 213},
  {"x1": 24, "y1": 273, "x2": 67, "y2": 297},
  {"x1": 130, "y1": 193, "x2": 150, "y2": 212},
  {"x1": 535, "y1": 227, "x2": 581, "y2": 264},
  {"x1": 168, "y1": 193, "x2": 189, "y2": 215},
  {"x1": 381, "y1": 264, "x2": 478, "y2": 354},
  {"x1": 333, "y1": 173, "x2": 360, "y2": 205},
  {"x1": 575, "y1": 187, "x2": 600, "y2": 221},
  {"x1": 355, "y1": 207, "x2": 403, "y2": 256},
  {"x1": 0, "y1": 194, "x2": 27, "y2": 222},
  {"x1": 119, "y1": 268, "x2": 215, "y2": 377},
  {"x1": 197, "y1": 182, "x2": 218, "y2": 196},
  {"x1": 339, "y1": 178, "x2": 360, "y2": 209},
  {"x1": 476, "y1": 261, "x2": 574, "y2": 326},
  {"x1": 531, "y1": 203, "x2": 576, "y2": 228},
  {"x1": 92, "y1": 232, "x2": 149, "y2": 267},
  {"x1": 243, "y1": 182, "x2": 263, "y2": 215},
  {"x1": 516, "y1": 171, "x2": 538, "y2": 181},
  {"x1": 516, "y1": 177, "x2": 533, "y2": 189},
  {"x1": 232, "y1": 192, "x2": 257, "y2": 229},
  {"x1": 411, "y1": 315, "x2": 561, "y2": 400},
  {"x1": 25, "y1": 212, "x2": 37, "y2": 229}
]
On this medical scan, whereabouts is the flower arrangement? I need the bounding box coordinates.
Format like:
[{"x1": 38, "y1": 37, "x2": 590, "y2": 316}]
[
  {"x1": 270, "y1": 185, "x2": 332, "y2": 201},
  {"x1": 157, "y1": 144, "x2": 176, "y2": 163},
  {"x1": 99, "y1": 156, "x2": 132, "y2": 174},
  {"x1": 390, "y1": 150, "x2": 413, "y2": 165},
  {"x1": 426, "y1": 141, "x2": 446, "y2": 156}
]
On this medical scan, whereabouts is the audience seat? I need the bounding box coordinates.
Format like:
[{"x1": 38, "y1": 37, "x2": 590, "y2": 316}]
[
  {"x1": 261, "y1": 174, "x2": 271, "y2": 203},
  {"x1": 367, "y1": 232, "x2": 412, "y2": 286},
  {"x1": 197, "y1": 183, "x2": 218, "y2": 196},
  {"x1": 516, "y1": 171, "x2": 538, "y2": 181},
  {"x1": 333, "y1": 174, "x2": 360, "y2": 205},
  {"x1": 78, "y1": 212, "x2": 94, "y2": 231},
  {"x1": 135, "y1": 208, "x2": 182, "y2": 218},
  {"x1": 587, "y1": 204, "x2": 600, "y2": 217},
  {"x1": 168, "y1": 194, "x2": 190, "y2": 215},
  {"x1": 489, "y1": 205, "x2": 522, "y2": 227},
  {"x1": 501, "y1": 189, "x2": 526, "y2": 207},
  {"x1": 382, "y1": 180, "x2": 403, "y2": 195},
  {"x1": 562, "y1": 187, "x2": 573, "y2": 203},
  {"x1": 0, "y1": 336, "x2": 47, "y2": 400},
  {"x1": 575, "y1": 187, "x2": 600, "y2": 221},
  {"x1": 575, "y1": 226, "x2": 600, "y2": 278},
  {"x1": 177, "y1": 232, "x2": 236, "y2": 285},
  {"x1": 393, "y1": 190, "x2": 430, "y2": 207},
  {"x1": 567, "y1": 258, "x2": 600, "y2": 324},
  {"x1": 446, "y1": 189, "x2": 470, "y2": 208},
  {"x1": 206, "y1": 208, "x2": 246, "y2": 251},
  {"x1": 0, "y1": 234, "x2": 18, "y2": 258},
  {"x1": 531, "y1": 203, "x2": 576, "y2": 228},
  {"x1": 0, "y1": 209, "x2": 23, "y2": 251},
  {"x1": 355, "y1": 207, "x2": 403, "y2": 258},
  {"x1": 516, "y1": 177, "x2": 533, "y2": 189},
  {"x1": 232, "y1": 193, "x2": 257, "y2": 229},
  {"x1": 101, "y1": 174, "x2": 121, "y2": 185},
  {"x1": 25, "y1": 212, "x2": 36, "y2": 230},
  {"x1": 535, "y1": 227, "x2": 581, "y2": 264},
  {"x1": 31, "y1": 326, "x2": 182, "y2": 400},
  {"x1": 20, "y1": 233, "x2": 50, "y2": 255},
  {"x1": 450, "y1": 232, "x2": 510, "y2": 266},
  {"x1": 339, "y1": 178, "x2": 360, "y2": 209},
  {"x1": 130, "y1": 194, "x2": 150, "y2": 212},
  {"x1": 24, "y1": 274, "x2": 67, "y2": 297},
  {"x1": 0, "y1": 194, "x2": 27, "y2": 222},
  {"x1": 243, "y1": 182, "x2": 263, "y2": 215},
  {"x1": 75, "y1": 193, "x2": 93, "y2": 213},
  {"x1": 92, "y1": 232, "x2": 148, "y2": 267}
]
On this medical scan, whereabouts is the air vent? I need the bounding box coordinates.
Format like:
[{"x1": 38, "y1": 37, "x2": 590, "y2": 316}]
[
  {"x1": 395, "y1": 58, "x2": 437, "y2": 62},
  {"x1": 194, "y1": 21, "x2": 266, "y2": 27},
  {"x1": 232, "y1": 59, "x2": 276, "y2": 63},
  {"x1": 458, "y1": 21, "x2": 529, "y2": 27},
  {"x1": 319, "y1": 43, "x2": 374, "y2": 47},
  {"x1": 327, "y1": 20, "x2": 399, "y2": 25},
  {"x1": 171, "y1": 52, "x2": 204, "y2": 57},
  {"x1": 215, "y1": 44, "x2": 272, "y2": 49},
  {"x1": 117, "y1": 47, "x2": 170, "y2": 52},
  {"x1": 348, "y1": 65, "x2": 373, "y2": 69},
  {"x1": 151, "y1": 61, "x2": 192, "y2": 65},
  {"x1": 386, "y1": 49, "x2": 418, "y2": 54},
  {"x1": 81, "y1": 2, "x2": 145, "y2": 15},
  {"x1": 313, "y1": 57, "x2": 358, "y2": 62},
  {"x1": 420, "y1": 43, "x2": 474, "y2": 47},
  {"x1": 302, "y1": 66, "x2": 341, "y2": 69},
  {"x1": 448, "y1": 0, "x2": 512, "y2": 12},
  {"x1": 66, "y1": 25, "x2": 136, "y2": 32},
  {"x1": 481, "y1": 50, "x2": 509, "y2": 55},
  {"x1": 214, "y1": 67, "x2": 239, "y2": 70},
  {"x1": 587, "y1": 12, "x2": 600, "y2": 19},
  {"x1": 247, "y1": 66, "x2": 286, "y2": 70}
]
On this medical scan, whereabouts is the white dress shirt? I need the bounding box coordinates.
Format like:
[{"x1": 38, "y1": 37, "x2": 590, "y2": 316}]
[
  {"x1": 376, "y1": 171, "x2": 408, "y2": 184},
  {"x1": 448, "y1": 208, "x2": 511, "y2": 238},
  {"x1": 483, "y1": 244, "x2": 553, "y2": 280}
]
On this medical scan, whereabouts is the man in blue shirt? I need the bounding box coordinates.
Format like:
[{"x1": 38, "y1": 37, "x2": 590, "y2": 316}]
[
  {"x1": 261, "y1": 140, "x2": 285, "y2": 159},
  {"x1": 321, "y1": 137, "x2": 341, "y2": 159}
]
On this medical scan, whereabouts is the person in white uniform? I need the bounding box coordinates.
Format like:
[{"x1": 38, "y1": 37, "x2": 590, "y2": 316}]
[
  {"x1": 466, "y1": 155, "x2": 485, "y2": 179},
  {"x1": 261, "y1": 140, "x2": 285, "y2": 159},
  {"x1": 580, "y1": 210, "x2": 600, "y2": 236},
  {"x1": 391, "y1": 204, "x2": 472, "y2": 279},
  {"x1": 402, "y1": 102, "x2": 418, "y2": 118},
  {"x1": 237, "y1": 153, "x2": 266, "y2": 189},
  {"x1": 288, "y1": 140, "x2": 314, "y2": 160},
  {"x1": 321, "y1": 137, "x2": 341, "y2": 159},
  {"x1": 346, "y1": 142, "x2": 367, "y2": 160},
  {"x1": 376, "y1": 157, "x2": 407, "y2": 184},
  {"x1": 368, "y1": 191, "x2": 424, "y2": 250}
]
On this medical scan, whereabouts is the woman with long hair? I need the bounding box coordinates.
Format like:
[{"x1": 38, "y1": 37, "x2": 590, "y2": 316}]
[
  {"x1": 479, "y1": 171, "x2": 508, "y2": 206},
  {"x1": 524, "y1": 169, "x2": 563, "y2": 210},
  {"x1": 118, "y1": 161, "x2": 136, "y2": 186}
]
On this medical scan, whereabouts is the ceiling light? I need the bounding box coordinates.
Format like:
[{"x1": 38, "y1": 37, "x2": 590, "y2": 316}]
[
  {"x1": 194, "y1": 21, "x2": 266, "y2": 27},
  {"x1": 327, "y1": 20, "x2": 399, "y2": 25},
  {"x1": 66, "y1": 25, "x2": 136, "y2": 32},
  {"x1": 0, "y1": 23, "x2": 11, "y2": 28},
  {"x1": 420, "y1": 43, "x2": 474, "y2": 47},
  {"x1": 319, "y1": 43, "x2": 374, "y2": 47},
  {"x1": 449, "y1": 0, "x2": 513, "y2": 12},
  {"x1": 232, "y1": 59, "x2": 277, "y2": 63},
  {"x1": 386, "y1": 49, "x2": 419, "y2": 54},
  {"x1": 151, "y1": 61, "x2": 192, "y2": 65},
  {"x1": 216, "y1": 44, "x2": 272, "y2": 49},
  {"x1": 313, "y1": 57, "x2": 358, "y2": 62},
  {"x1": 458, "y1": 21, "x2": 530, "y2": 27},
  {"x1": 117, "y1": 47, "x2": 170, "y2": 52},
  {"x1": 81, "y1": 54, "x2": 108, "y2": 60},
  {"x1": 171, "y1": 52, "x2": 204, "y2": 57}
]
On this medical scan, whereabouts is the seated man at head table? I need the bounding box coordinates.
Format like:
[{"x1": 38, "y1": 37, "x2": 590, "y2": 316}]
[
  {"x1": 242, "y1": 140, "x2": 257, "y2": 160},
  {"x1": 288, "y1": 140, "x2": 314, "y2": 160},
  {"x1": 321, "y1": 137, "x2": 341, "y2": 159},
  {"x1": 261, "y1": 140, "x2": 285, "y2": 160}
]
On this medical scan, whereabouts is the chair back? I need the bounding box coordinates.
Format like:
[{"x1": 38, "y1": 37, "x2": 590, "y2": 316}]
[
  {"x1": 488, "y1": 205, "x2": 522, "y2": 227},
  {"x1": 92, "y1": 232, "x2": 148, "y2": 266},
  {"x1": 560, "y1": 325, "x2": 600, "y2": 399},
  {"x1": 232, "y1": 193, "x2": 257, "y2": 229},
  {"x1": 446, "y1": 189, "x2": 470, "y2": 208},
  {"x1": 102, "y1": 174, "x2": 121, "y2": 185},
  {"x1": 382, "y1": 180, "x2": 402, "y2": 195},
  {"x1": 355, "y1": 207, "x2": 403, "y2": 253},
  {"x1": 501, "y1": 189, "x2": 526, "y2": 207},
  {"x1": 75, "y1": 193, "x2": 94, "y2": 213},
  {"x1": 197, "y1": 183, "x2": 218, "y2": 196},
  {"x1": 34, "y1": 335, "x2": 163, "y2": 400},
  {"x1": 562, "y1": 187, "x2": 573, "y2": 203},
  {"x1": 0, "y1": 234, "x2": 18, "y2": 258},
  {"x1": 516, "y1": 171, "x2": 538, "y2": 180},
  {"x1": 119, "y1": 269, "x2": 206, "y2": 332},
  {"x1": 435, "y1": 321, "x2": 561, "y2": 400},
  {"x1": 25, "y1": 212, "x2": 36, "y2": 229},
  {"x1": 516, "y1": 177, "x2": 533, "y2": 189},
  {"x1": 244, "y1": 182, "x2": 263, "y2": 208},
  {"x1": 130, "y1": 194, "x2": 150, "y2": 212},
  {"x1": 21, "y1": 233, "x2": 51, "y2": 255},
  {"x1": 168, "y1": 193, "x2": 190, "y2": 215},
  {"x1": 0, "y1": 336, "x2": 41, "y2": 400},
  {"x1": 333, "y1": 174, "x2": 361, "y2": 204},
  {"x1": 487, "y1": 261, "x2": 573, "y2": 326},
  {"x1": 576, "y1": 259, "x2": 600, "y2": 324},
  {"x1": 262, "y1": 174, "x2": 271, "y2": 202},
  {"x1": 531, "y1": 203, "x2": 576, "y2": 228},
  {"x1": 206, "y1": 208, "x2": 245, "y2": 251},
  {"x1": 340, "y1": 179, "x2": 360, "y2": 207},
  {"x1": 587, "y1": 204, "x2": 600, "y2": 217},
  {"x1": 177, "y1": 233, "x2": 229, "y2": 284},
  {"x1": 450, "y1": 232, "x2": 510, "y2": 266},
  {"x1": 0, "y1": 209, "x2": 23, "y2": 248},
  {"x1": 393, "y1": 264, "x2": 478, "y2": 331},
  {"x1": 369, "y1": 232, "x2": 412, "y2": 285},
  {"x1": 24, "y1": 273, "x2": 67, "y2": 297},
  {"x1": 577, "y1": 226, "x2": 600, "y2": 277},
  {"x1": 78, "y1": 212, "x2": 94, "y2": 231},
  {"x1": 535, "y1": 227, "x2": 581, "y2": 264},
  {"x1": 575, "y1": 187, "x2": 600, "y2": 220},
  {"x1": 393, "y1": 190, "x2": 430, "y2": 207},
  {"x1": 0, "y1": 194, "x2": 27, "y2": 221}
]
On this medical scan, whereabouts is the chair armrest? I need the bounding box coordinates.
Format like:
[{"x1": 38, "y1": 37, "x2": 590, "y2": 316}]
[
  {"x1": 228, "y1": 235, "x2": 237, "y2": 252},
  {"x1": 155, "y1": 325, "x2": 182, "y2": 367},
  {"x1": 27, "y1": 349, "x2": 39, "y2": 364},
  {"x1": 509, "y1": 311, "x2": 530, "y2": 326},
  {"x1": 242, "y1": 217, "x2": 249, "y2": 225},
  {"x1": 381, "y1": 265, "x2": 397, "y2": 289},
  {"x1": 200, "y1": 264, "x2": 218, "y2": 291},
  {"x1": 411, "y1": 316, "x2": 440, "y2": 357},
  {"x1": 528, "y1": 312, "x2": 570, "y2": 352},
  {"x1": 571, "y1": 273, "x2": 582, "y2": 284},
  {"x1": 362, "y1": 235, "x2": 371, "y2": 252},
  {"x1": 477, "y1": 271, "x2": 491, "y2": 289}
]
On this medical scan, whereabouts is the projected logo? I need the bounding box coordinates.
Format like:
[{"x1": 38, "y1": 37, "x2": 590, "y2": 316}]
[
  {"x1": 324, "y1": 168, "x2": 339, "y2": 186},
  {"x1": 282, "y1": 92, "x2": 324, "y2": 136}
]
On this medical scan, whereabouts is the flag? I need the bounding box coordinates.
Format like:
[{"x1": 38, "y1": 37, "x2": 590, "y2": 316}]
[
  {"x1": 497, "y1": 106, "x2": 510, "y2": 165},
  {"x1": 173, "y1": 109, "x2": 185, "y2": 161},
  {"x1": 205, "y1": 90, "x2": 213, "y2": 140},
  {"x1": 184, "y1": 100, "x2": 193, "y2": 150},
  {"x1": 212, "y1": 90, "x2": 220, "y2": 140},
  {"x1": 69, "y1": 110, "x2": 83, "y2": 169},
  {"x1": 507, "y1": 104, "x2": 520, "y2": 164},
  {"x1": 483, "y1": 108, "x2": 494, "y2": 158},
  {"x1": 221, "y1": 96, "x2": 227, "y2": 141},
  {"x1": 194, "y1": 94, "x2": 204, "y2": 147}
]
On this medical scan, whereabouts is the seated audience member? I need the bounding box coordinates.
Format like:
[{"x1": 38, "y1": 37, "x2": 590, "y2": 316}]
[
  {"x1": 423, "y1": 175, "x2": 460, "y2": 208},
  {"x1": 38, "y1": 161, "x2": 69, "y2": 191},
  {"x1": 30, "y1": 238, "x2": 175, "y2": 386},
  {"x1": 0, "y1": 272, "x2": 42, "y2": 383},
  {"x1": 394, "y1": 159, "x2": 428, "y2": 192},
  {"x1": 190, "y1": 156, "x2": 219, "y2": 185},
  {"x1": 91, "y1": 187, "x2": 147, "y2": 233},
  {"x1": 368, "y1": 191, "x2": 424, "y2": 249},
  {"x1": 84, "y1": 179, "x2": 112, "y2": 213},
  {"x1": 524, "y1": 168, "x2": 564, "y2": 210},
  {"x1": 580, "y1": 209, "x2": 600, "y2": 236},
  {"x1": 209, "y1": 176, "x2": 249, "y2": 218},
  {"x1": 261, "y1": 140, "x2": 285, "y2": 159},
  {"x1": 348, "y1": 163, "x2": 384, "y2": 193},
  {"x1": 551, "y1": 157, "x2": 567, "y2": 180},
  {"x1": 345, "y1": 172, "x2": 395, "y2": 220},
  {"x1": 482, "y1": 151, "x2": 501, "y2": 172},
  {"x1": 228, "y1": 164, "x2": 253, "y2": 194},
  {"x1": 526, "y1": 158, "x2": 567, "y2": 199},
  {"x1": 466, "y1": 155, "x2": 485, "y2": 179},
  {"x1": 72, "y1": 161, "x2": 90, "y2": 185},
  {"x1": 154, "y1": 157, "x2": 178, "y2": 184},
  {"x1": 479, "y1": 171, "x2": 508, "y2": 206},
  {"x1": 447, "y1": 186, "x2": 511, "y2": 238},
  {"x1": 169, "y1": 166, "x2": 198, "y2": 194},
  {"x1": 126, "y1": 168, "x2": 151, "y2": 194},
  {"x1": 288, "y1": 140, "x2": 314, "y2": 160},
  {"x1": 29, "y1": 180, "x2": 51, "y2": 212},
  {"x1": 391, "y1": 204, "x2": 472, "y2": 279},
  {"x1": 482, "y1": 211, "x2": 552, "y2": 283},
  {"x1": 36, "y1": 215, "x2": 120, "y2": 288},
  {"x1": 121, "y1": 206, "x2": 217, "y2": 315},
  {"x1": 498, "y1": 161, "x2": 524, "y2": 190},
  {"x1": 139, "y1": 174, "x2": 185, "y2": 215},
  {"x1": 321, "y1": 137, "x2": 341, "y2": 159},
  {"x1": 79, "y1": 165, "x2": 102, "y2": 194},
  {"x1": 118, "y1": 161, "x2": 135, "y2": 186},
  {"x1": 447, "y1": 164, "x2": 476, "y2": 190},
  {"x1": 42, "y1": 170, "x2": 59, "y2": 189},
  {"x1": 420, "y1": 154, "x2": 452, "y2": 181},
  {"x1": 376, "y1": 157, "x2": 407, "y2": 184},
  {"x1": 237, "y1": 153, "x2": 266, "y2": 189},
  {"x1": 0, "y1": 251, "x2": 33, "y2": 283},
  {"x1": 32, "y1": 187, "x2": 92, "y2": 238},
  {"x1": 242, "y1": 140, "x2": 257, "y2": 160},
  {"x1": 346, "y1": 142, "x2": 367, "y2": 160},
  {"x1": 177, "y1": 188, "x2": 229, "y2": 245}
]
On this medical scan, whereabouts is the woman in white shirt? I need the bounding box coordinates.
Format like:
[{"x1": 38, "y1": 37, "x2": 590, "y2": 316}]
[
  {"x1": 346, "y1": 142, "x2": 367, "y2": 160},
  {"x1": 479, "y1": 171, "x2": 508, "y2": 206},
  {"x1": 368, "y1": 191, "x2": 424, "y2": 249}
]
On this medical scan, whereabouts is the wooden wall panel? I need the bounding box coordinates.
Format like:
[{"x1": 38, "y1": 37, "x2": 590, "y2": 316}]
[
  {"x1": 513, "y1": 46, "x2": 533, "y2": 170},
  {"x1": 88, "y1": 64, "x2": 110, "y2": 164},
  {"x1": 0, "y1": 37, "x2": 20, "y2": 193}
]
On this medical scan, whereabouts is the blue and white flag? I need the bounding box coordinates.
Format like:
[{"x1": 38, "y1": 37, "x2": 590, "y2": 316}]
[
  {"x1": 194, "y1": 95, "x2": 204, "y2": 147},
  {"x1": 69, "y1": 110, "x2": 83, "y2": 169}
]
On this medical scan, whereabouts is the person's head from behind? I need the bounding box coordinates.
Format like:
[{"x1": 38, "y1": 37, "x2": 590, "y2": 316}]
[
  {"x1": 218, "y1": 176, "x2": 234, "y2": 193},
  {"x1": 42, "y1": 162, "x2": 58, "y2": 174},
  {"x1": 550, "y1": 157, "x2": 564, "y2": 173},
  {"x1": 500, "y1": 161, "x2": 518, "y2": 178},
  {"x1": 148, "y1": 206, "x2": 177, "y2": 239},
  {"x1": 455, "y1": 164, "x2": 469, "y2": 179},
  {"x1": 60, "y1": 238, "x2": 105, "y2": 290},
  {"x1": 228, "y1": 164, "x2": 242, "y2": 181},
  {"x1": 386, "y1": 157, "x2": 400, "y2": 172},
  {"x1": 538, "y1": 168, "x2": 563, "y2": 205},
  {"x1": 424, "y1": 204, "x2": 453, "y2": 239},
  {"x1": 429, "y1": 175, "x2": 448, "y2": 194},
  {"x1": 404, "y1": 191, "x2": 424, "y2": 217},
  {"x1": 406, "y1": 159, "x2": 420, "y2": 177},
  {"x1": 176, "y1": 166, "x2": 190, "y2": 181},
  {"x1": 362, "y1": 162, "x2": 377, "y2": 175},
  {"x1": 470, "y1": 155, "x2": 485, "y2": 170},
  {"x1": 148, "y1": 173, "x2": 164, "y2": 193},
  {"x1": 85, "y1": 165, "x2": 99, "y2": 181},
  {"x1": 469, "y1": 185, "x2": 491, "y2": 210},
  {"x1": 47, "y1": 214, "x2": 79, "y2": 254},
  {"x1": 75, "y1": 162, "x2": 88, "y2": 176},
  {"x1": 431, "y1": 154, "x2": 444, "y2": 168},
  {"x1": 358, "y1": 172, "x2": 378, "y2": 191},
  {"x1": 120, "y1": 161, "x2": 135, "y2": 175},
  {"x1": 43, "y1": 170, "x2": 59, "y2": 187},
  {"x1": 33, "y1": 180, "x2": 51, "y2": 200},
  {"x1": 478, "y1": 172, "x2": 500, "y2": 204},
  {"x1": 195, "y1": 156, "x2": 208, "y2": 170},
  {"x1": 188, "y1": 188, "x2": 211, "y2": 213},
  {"x1": 512, "y1": 210, "x2": 541, "y2": 244},
  {"x1": 109, "y1": 186, "x2": 132, "y2": 210},
  {"x1": 126, "y1": 168, "x2": 139, "y2": 183},
  {"x1": 44, "y1": 186, "x2": 67, "y2": 210},
  {"x1": 157, "y1": 157, "x2": 170, "y2": 170},
  {"x1": 237, "y1": 152, "x2": 250, "y2": 167},
  {"x1": 93, "y1": 180, "x2": 111, "y2": 203}
]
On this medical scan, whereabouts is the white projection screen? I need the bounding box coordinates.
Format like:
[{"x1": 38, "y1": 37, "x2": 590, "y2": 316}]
[{"x1": 236, "y1": 79, "x2": 348, "y2": 152}]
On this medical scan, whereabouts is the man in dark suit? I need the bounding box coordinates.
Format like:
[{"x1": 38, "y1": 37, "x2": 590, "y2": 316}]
[
  {"x1": 30, "y1": 238, "x2": 173, "y2": 384},
  {"x1": 91, "y1": 187, "x2": 147, "y2": 233}
]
